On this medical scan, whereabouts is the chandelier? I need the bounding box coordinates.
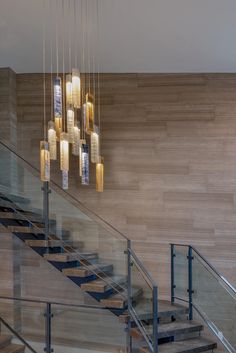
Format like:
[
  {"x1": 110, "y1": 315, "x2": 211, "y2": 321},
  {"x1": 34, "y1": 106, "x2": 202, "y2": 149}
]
[{"x1": 40, "y1": 0, "x2": 104, "y2": 193}]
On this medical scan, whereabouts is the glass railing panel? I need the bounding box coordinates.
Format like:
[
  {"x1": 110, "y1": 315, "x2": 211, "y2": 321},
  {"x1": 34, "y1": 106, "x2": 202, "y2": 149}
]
[
  {"x1": 174, "y1": 245, "x2": 188, "y2": 301},
  {"x1": 0, "y1": 143, "x2": 43, "y2": 216},
  {"x1": 0, "y1": 141, "x2": 128, "y2": 294},
  {"x1": 48, "y1": 187, "x2": 128, "y2": 282},
  {"x1": 192, "y1": 250, "x2": 236, "y2": 351},
  {"x1": 130, "y1": 252, "x2": 153, "y2": 346},
  {"x1": 0, "y1": 298, "x2": 46, "y2": 353},
  {"x1": 51, "y1": 304, "x2": 127, "y2": 353}
]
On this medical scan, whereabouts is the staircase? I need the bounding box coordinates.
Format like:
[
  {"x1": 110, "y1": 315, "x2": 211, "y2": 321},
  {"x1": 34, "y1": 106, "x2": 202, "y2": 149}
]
[
  {"x1": 0, "y1": 141, "x2": 234, "y2": 353},
  {"x1": 0, "y1": 193, "x2": 218, "y2": 353}
]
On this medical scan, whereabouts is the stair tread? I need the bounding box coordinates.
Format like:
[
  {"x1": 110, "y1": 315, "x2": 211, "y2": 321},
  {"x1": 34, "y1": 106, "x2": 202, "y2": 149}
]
[
  {"x1": 6, "y1": 226, "x2": 42, "y2": 234},
  {"x1": 63, "y1": 263, "x2": 113, "y2": 277},
  {"x1": 0, "y1": 335, "x2": 12, "y2": 348},
  {"x1": 44, "y1": 252, "x2": 98, "y2": 262},
  {"x1": 132, "y1": 321, "x2": 203, "y2": 340},
  {"x1": 120, "y1": 301, "x2": 188, "y2": 323},
  {"x1": 81, "y1": 275, "x2": 126, "y2": 293},
  {"x1": 140, "y1": 338, "x2": 217, "y2": 353},
  {"x1": 25, "y1": 239, "x2": 63, "y2": 247},
  {"x1": 0, "y1": 343, "x2": 25, "y2": 353},
  {"x1": 101, "y1": 287, "x2": 142, "y2": 309}
]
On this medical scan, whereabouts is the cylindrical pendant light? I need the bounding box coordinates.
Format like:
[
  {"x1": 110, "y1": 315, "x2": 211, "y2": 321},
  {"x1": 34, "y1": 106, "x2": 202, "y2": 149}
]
[
  {"x1": 54, "y1": 76, "x2": 63, "y2": 138},
  {"x1": 60, "y1": 132, "x2": 69, "y2": 171},
  {"x1": 91, "y1": 125, "x2": 100, "y2": 163},
  {"x1": 85, "y1": 93, "x2": 94, "y2": 134},
  {"x1": 72, "y1": 68, "x2": 81, "y2": 109},
  {"x1": 79, "y1": 139, "x2": 86, "y2": 177},
  {"x1": 96, "y1": 157, "x2": 104, "y2": 192},
  {"x1": 62, "y1": 170, "x2": 69, "y2": 190},
  {"x1": 72, "y1": 122, "x2": 81, "y2": 156},
  {"x1": 82, "y1": 103, "x2": 87, "y2": 131},
  {"x1": 67, "y1": 108, "x2": 74, "y2": 143},
  {"x1": 48, "y1": 121, "x2": 57, "y2": 160},
  {"x1": 40, "y1": 141, "x2": 50, "y2": 182},
  {"x1": 66, "y1": 74, "x2": 73, "y2": 106},
  {"x1": 81, "y1": 143, "x2": 89, "y2": 185}
]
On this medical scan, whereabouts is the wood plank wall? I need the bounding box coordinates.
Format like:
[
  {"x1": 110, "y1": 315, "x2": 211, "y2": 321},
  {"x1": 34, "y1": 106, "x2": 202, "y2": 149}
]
[{"x1": 16, "y1": 73, "x2": 236, "y2": 301}]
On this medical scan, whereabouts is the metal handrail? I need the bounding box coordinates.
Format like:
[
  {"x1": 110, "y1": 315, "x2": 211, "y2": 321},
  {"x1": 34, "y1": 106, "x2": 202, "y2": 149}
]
[
  {"x1": 0, "y1": 317, "x2": 37, "y2": 353},
  {"x1": 170, "y1": 243, "x2": 236, "y2": 295},
  {"x1": 171, "y1": 243, "x2": 236, "y2": 353},
  {"x1": 171, "y1": 297, "x2": 236, "y2": 353},
  {"x1": 0, "y1": 139, "x2": 128, "y2": 241},
  {"x1": 128, "y1": 247, "x2": 157, "y2": 288},
  {"x1": 0, "y1": 195, "x2": 127, "y2": 298},
  {"x1": 0, "y1": 294, "x2": 108, "y2": 310}
]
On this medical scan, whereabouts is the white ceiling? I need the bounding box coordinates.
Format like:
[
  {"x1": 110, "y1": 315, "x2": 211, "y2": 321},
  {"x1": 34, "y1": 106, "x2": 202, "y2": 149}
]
[{"x1": 1, "y1": 0, "x2": 236, "y2": 73}]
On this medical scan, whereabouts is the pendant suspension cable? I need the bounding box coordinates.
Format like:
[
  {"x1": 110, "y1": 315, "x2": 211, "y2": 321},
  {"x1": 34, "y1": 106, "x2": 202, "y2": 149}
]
[
  {"x1": 62, "y1": 0, "x2": 66, "y2": 132},
  {"x1": 50, "y1": 0, "x2": 53, "y2": 121},
  {"x1": 43, "y1": 0, "x2": 46, "y2": 140},
  {"x1": 86, "y1": 0, "x2": 90, "y2": 95},
  {"x1": 97, "y1": 0, "x2": 101, "y2": 135},
  {"x1": 56, "y1": 0, "x2": 59, "y2": 77},
  {"x1": 82, "y1": 0, "x2": 86, "y2": 139},
  {"x1": 92, "y1": 0, "x2": 96, "y2": 123},
  {"x1": 74, "y1": 0, "x2": 78, "y2": 69},
  {"x1": 68, "y1": 0, "x2": 72, "y2": 74}
]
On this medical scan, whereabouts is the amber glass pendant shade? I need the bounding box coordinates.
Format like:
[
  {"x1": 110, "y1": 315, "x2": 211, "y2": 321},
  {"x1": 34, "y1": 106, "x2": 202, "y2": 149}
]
[
  {"x1": 96, "y1": 157, "x2": 104, "y2": 192},
  {"x1": 72, "y1": 68, "x2": 81, "y2": 109},
  {"x1": 48, "y1": 121, "x2": 57, "y2": 160},
  {"x1": 40, "y1": 141, "x2": 50, "y2": 182},
  {"x1": 60, "y1": 132, "x2": 69, "y2": 172},
  {"x1": 66, "y1": 74, "x2": 73, "y2": 106},
  {"x1": 85, "y1": 93, "x2": 94, "y2": 134},
  {"x1": 54, "y1": 76, "x2": 63, "y2": 138},
  {"x1": 67, "y1": 108, "x2": 75, "y2": 143},
  {"x1": 91, "y1": 125, "x2": 100, "y2": 163},
  {"x1": 81, "y1": 143, "x2": 89, "y2": 185}
]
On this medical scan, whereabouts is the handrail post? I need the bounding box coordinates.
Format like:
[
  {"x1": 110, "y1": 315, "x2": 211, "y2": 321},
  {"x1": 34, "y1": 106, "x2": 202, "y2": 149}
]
[
  {"x1": 171, "y1": 244, "x2": 175, "y2": 304},
  {"x1": 187, "y1": 246, "x2": 193, "y2": 320},
  {"x1": 127, "y1": 239, "x2": 132, "y2": 353},
  {"x1": 42, "y1": 181, "x2": 51, "y2": 249},
  {"x1": 153, "y1": 286, "x2": 158, "y2": 353},
  {"x1": 44, "y1": 303, "x2": 53, "y2": 353}
]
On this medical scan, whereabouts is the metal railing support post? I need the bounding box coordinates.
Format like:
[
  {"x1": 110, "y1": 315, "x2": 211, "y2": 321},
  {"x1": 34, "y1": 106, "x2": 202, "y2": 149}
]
[
  {"x1": 171, "y1": 244, "x2": 175, "y2": 304},
  {"x1": 188, "y1": 246, "x2": 193, "y2": 320},
  {"x1": 153, "y1": 285, "x2": 158, "y2": 353},
  {"x1": 127, "y1": 239, "x2": 132, "y2": 353},
  {"x1": 44, "y1": 303, "x2": 53, "y2": 353}
]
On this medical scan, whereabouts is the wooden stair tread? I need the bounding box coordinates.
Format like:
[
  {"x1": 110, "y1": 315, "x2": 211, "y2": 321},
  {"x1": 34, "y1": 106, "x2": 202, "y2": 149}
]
[
  {"x1": 6, "y1": 226, "x2": 42, "y2": 234},
  {"x1": 44, "y1": 252, "x2": 98, "y2": 262},
  {"x1": 140, "y1": 338, "x2": 217, "y2": 353},
  {"x1": 100, "y1": 287, "x2": 142, "y2": 309},
  {"x1": 81, "y1": 276, "x2": 126, "y2": 293},
  {"x1": 0, "y1": 335, "x2": 12, "y2": 349},
  {"x1": 119, "y1": 301, "x2": 188, "y2": 323},
  {"x1": 62, "y1": 264, "x2": 113, "y2": 278},
  {"x1": 0, "y1": 212, "x2": 45, "y2": 227},
  {"x1": 25, "y1": 239, "x2": 62, "y2": 247},
  {"x1": 131, "y1": 321, "x2": 203, "y2": 340},
  {"x1": 0, "y1": 344, "x2": 25, "y2": 353}
]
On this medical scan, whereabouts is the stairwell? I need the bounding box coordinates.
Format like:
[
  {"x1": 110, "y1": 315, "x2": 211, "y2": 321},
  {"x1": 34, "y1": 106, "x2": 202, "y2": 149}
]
[{"x1": 0, "y1": 192, "x2": 219, "y2": 353}]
